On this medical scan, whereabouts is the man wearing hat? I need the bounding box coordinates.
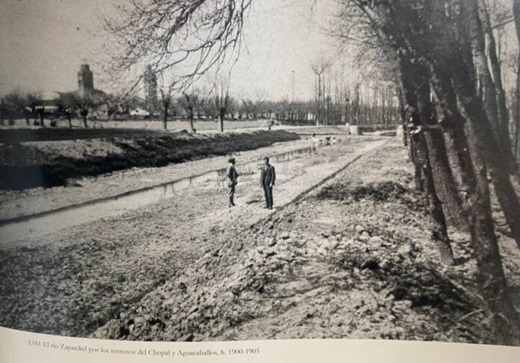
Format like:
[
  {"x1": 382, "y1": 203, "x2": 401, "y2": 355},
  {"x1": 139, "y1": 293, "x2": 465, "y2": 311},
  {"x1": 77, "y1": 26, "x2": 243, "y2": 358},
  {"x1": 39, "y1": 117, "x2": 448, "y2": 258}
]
[
  {"x1": 226, "y1": 157, "x2": 239, "y2": 207},
  {"x1": 260, "y1": 157, "x2": 276, "y2": 209}
]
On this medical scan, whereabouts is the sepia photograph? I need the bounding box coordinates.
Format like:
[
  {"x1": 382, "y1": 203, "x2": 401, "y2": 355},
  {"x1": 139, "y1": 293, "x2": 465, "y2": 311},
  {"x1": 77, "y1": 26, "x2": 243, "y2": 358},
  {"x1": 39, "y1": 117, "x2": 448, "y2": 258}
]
[{"x1": 1, "y1": 0, "x2": 520, "y2": 353}]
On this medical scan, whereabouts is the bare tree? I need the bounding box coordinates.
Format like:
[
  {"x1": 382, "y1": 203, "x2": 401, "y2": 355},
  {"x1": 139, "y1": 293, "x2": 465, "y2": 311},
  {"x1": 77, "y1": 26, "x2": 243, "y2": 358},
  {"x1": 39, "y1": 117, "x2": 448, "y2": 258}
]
[
  {"x1": 179, "y1": 90, "x2": 201, "y2": 132},
  {"x1": 311, "y1": 58, "x2": 331, "y2": 126},
  {"x1": 211, "y1": 73, "x2": 232, "y2": 132},
  {"x1": 159, "y1": 85, "x2": 175, "y2": 130},
  {"x1": 3, "y1": 90, "x2": 27, "y2": 125},
  {"x1": 106, "y1": 0, "x2": 252, "y2": 94},
  {"x1": 59, "y1": 91, "x2": 101, "y2": 128}
]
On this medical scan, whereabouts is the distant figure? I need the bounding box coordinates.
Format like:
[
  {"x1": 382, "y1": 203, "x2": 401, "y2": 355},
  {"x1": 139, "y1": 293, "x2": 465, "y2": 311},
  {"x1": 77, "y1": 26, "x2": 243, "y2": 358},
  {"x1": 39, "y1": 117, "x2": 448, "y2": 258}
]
[
  {"x1": 332, "y1": 136, "x2": 337, "y2": 145},
  {"x1": 268, "y1": 120, "x2": 275, "y2": 131},
  {"x1": 311, "y1": 133, "x2": 319, "y2": 153},
  {"x1": 226, "y1": 157, "x2": 239, "y2": 207},
  {"x1": 260, "y1": 157, "x2": 276, "y2": 209}
]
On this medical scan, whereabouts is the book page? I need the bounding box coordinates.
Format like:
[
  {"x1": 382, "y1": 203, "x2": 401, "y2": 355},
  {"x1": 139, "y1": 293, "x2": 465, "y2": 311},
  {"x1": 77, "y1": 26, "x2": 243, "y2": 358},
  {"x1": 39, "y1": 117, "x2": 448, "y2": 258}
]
[{"x1": 1, "y1": 0, "x2": 519, "y2": 362}]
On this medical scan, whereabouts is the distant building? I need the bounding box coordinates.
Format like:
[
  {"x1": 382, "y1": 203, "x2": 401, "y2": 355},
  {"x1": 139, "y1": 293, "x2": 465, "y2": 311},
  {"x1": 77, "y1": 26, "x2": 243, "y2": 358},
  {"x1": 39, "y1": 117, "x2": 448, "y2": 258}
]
[
  {"x1": 144, "y1": 65, "x2": 158, "y2": 113},
  {"x1": 77, "y1": 64, "x2": 95, "y2": 97},
  {"x1": 55, "y1": 64, "x2": 107, "y2": 118}
]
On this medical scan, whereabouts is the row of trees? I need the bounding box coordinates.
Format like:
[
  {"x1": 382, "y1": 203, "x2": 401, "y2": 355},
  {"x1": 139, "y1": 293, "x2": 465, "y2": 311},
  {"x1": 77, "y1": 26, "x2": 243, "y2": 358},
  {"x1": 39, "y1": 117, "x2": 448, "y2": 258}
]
[
  {"x1": 160, "y1": 85, "x2": 400, "y2": 129},
  {"x1": 0, "y1": 90, "x2": 105, "y2": 128},
  {"x1": 1, "y1": 84, "x2": 400, "y2": 130},
  {"x1": 311, "y1": 59, "x2": 401, "y2": 127},
  {"x1": 335, "y1": 0, "x2": 520, "y2": 344}
]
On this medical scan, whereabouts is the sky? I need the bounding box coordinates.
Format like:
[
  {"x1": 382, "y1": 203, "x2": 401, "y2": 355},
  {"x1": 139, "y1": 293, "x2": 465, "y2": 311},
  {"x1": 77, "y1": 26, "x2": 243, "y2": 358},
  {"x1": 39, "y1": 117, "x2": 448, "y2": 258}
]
[{"x1": 0, "y1": 0, "x2": 340, "y2": 101}]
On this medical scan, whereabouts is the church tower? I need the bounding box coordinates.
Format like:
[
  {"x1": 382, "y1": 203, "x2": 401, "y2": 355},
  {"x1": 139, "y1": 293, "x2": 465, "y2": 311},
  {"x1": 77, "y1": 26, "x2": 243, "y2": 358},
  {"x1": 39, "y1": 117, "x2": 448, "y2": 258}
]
[
  {"x1": 77, "y1": 64, "x2": 94, "y2": 97},
  {"x1": 144, "y1": 65, "x2": 158, "y2": 112}
]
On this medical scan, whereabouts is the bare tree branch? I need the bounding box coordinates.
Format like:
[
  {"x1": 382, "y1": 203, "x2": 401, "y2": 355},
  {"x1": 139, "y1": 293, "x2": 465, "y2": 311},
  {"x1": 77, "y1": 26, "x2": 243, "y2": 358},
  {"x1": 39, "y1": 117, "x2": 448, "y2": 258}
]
[{"x1": 105, "y1": 0, "x2": 252, "y2": 93}]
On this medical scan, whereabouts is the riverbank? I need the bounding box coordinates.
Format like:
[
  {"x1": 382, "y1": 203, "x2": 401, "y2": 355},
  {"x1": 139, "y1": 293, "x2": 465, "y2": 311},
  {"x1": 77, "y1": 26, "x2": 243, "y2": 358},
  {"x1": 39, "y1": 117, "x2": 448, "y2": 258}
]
[{"x1": 0, "y1": 130, "x2": 299, "y2": 190}]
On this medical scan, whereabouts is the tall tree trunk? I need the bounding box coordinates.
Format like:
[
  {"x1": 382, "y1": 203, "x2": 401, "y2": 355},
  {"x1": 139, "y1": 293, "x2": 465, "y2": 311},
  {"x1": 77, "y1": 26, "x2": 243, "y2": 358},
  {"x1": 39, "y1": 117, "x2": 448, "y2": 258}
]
[
  {"x1": 397, "y1": 88, "x2": 409, "y2": 147},
  {"x1": 464, "y1": 1, "x2": 501, "y2": 146},
  {"x1": 425, "y1": 129, "x2": 468, "y2": 230},
  {"x1": 163, "y1": 106, "x2": 168, "y2": 130},
  {"x1": 465, "y1": 0, "x2": 515, "y2": 170},
  {"x1": 429, "y1": 64, "x2": 520, "y2": 345},
  {"x1": 479, "y1": 1, "x2": 513, "y2": 169},
  {"x1": 0, "y1": 99, "x2": 4, "y2": 126},
  {"x1": 447, "y1": 53, "x2": 520, "y2": 251},
  {"x1": 464, "y1": 122, "x2": 520, "y2": 346},
  {"x1": 430, "y1": 0, "x2": 520, "y2": 251},
  {"x1": 219, "y1": 107, "x2": 225, "y2": 133},
  {"x1": 399, "y1": 60, "x2": 454, "y2": 263},
  {"x1": 415, "y1": 132, "x2": 455, "y2": 264},
  {"x1": 408, "y1": 59, "x2": 466, "y2": 230},
  {"x1": 513, "y1": 0, "x2": 520, "y2": 162},
  {"x1": 411, "y1": 137, "x2": 424, "y2": 192},
  {"x1": 188, "y1": 106, "x2": 194, "y2": 132}
]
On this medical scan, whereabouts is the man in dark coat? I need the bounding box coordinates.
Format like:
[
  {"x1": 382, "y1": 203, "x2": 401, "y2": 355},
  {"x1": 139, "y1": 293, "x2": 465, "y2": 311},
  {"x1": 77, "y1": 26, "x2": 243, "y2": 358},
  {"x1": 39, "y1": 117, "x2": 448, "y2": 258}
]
[
  {"x1": 226, "y1": 157, "x2": 238, "y2": 207},
  {"x1": 260, "y1": 156, "x2": 276, "y2": 209}
]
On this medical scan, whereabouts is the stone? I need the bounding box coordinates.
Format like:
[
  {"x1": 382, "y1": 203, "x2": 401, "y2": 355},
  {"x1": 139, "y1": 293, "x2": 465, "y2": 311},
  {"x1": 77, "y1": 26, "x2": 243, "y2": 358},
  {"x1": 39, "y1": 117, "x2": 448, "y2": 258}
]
[
  {"x1": 358, "y1": 231, "x2": 370, "y2": 242},
  {"x1": 307, "y1": 248, "x2": 317, "y2": 256},
  {"x1": 368, "y1": 236, "x2": 383, "y2": 245},
  {"x1": 354, "y1": 225, "x2": 364, "y2": 233},
  {"x1": 280, "y1": 232, "x2": 290, "y2": 240},
  {"x1": 328, "y1": 240, "x2": 339, "y2": 250},
  {"x1": 393, "y1": 300, "x2": 413, "y2": 310},
  {"x1": 317, "y1": 247, "x2": 328, "y2": 256},
  {"x1": 397, "y1": 244, "x2": 412, "y2": 257}
]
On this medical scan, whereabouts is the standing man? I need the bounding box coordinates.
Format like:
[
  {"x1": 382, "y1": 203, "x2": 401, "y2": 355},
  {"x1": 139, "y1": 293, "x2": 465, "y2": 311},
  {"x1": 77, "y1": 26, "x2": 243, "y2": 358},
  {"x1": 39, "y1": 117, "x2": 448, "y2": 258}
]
[
  {"x1": 227, "y1": 157, "x2": 239, "y2": 207},
  {"x1": 260, "y1": 157, "x2": 276, "y2": 209}
]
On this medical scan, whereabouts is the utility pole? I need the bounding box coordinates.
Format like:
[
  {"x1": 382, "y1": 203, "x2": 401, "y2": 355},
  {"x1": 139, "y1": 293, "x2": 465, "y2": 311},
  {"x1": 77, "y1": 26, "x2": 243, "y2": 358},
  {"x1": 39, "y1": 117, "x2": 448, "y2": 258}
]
[{"x1": 291, "y1": 70, "x2": 295, "y2": 121}]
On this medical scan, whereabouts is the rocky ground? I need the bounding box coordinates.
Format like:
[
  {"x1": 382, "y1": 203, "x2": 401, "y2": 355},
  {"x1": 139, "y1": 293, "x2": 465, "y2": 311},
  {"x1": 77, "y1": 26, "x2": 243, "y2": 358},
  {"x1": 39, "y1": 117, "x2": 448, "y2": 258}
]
[
  {"x1": 90, "y1": 141, "x2": 520, "y2": 344},
  {"x1": 0, "y1": 135, "x2": 519, "y2": 346}
]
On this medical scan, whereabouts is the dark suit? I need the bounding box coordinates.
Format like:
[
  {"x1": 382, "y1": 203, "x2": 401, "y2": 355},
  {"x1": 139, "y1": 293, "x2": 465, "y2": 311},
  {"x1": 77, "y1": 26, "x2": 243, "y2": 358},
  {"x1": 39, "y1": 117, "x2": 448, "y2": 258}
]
[
  {"x1": 260, "y1": 164, "x2": 276, "y2": 209},
  {"x1": 227, "y1": 164, "x2": 238, "y2": 206}
]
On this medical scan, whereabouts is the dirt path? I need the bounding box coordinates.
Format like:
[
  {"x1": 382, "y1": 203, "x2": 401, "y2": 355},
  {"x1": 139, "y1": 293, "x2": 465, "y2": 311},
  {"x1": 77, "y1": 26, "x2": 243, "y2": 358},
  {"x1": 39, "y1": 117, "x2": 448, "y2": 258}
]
[{"x1": 0, "y1": 136, "x2": 388, "y2": 336}]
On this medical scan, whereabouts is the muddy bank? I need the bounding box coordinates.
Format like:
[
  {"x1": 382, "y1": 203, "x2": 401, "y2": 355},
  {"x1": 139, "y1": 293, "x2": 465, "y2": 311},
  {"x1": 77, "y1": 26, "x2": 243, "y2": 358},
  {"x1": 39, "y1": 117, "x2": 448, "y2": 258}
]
[{"x1": 0, "y1": 130, "x2": 299, "y2": 190}]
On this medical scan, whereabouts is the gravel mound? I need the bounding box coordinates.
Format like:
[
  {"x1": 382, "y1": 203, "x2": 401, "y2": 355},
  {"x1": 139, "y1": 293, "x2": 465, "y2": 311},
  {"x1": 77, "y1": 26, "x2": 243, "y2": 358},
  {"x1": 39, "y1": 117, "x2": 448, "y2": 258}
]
[{"x1": 317, "y1": 181, "x2": 407, "y2": 202}]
